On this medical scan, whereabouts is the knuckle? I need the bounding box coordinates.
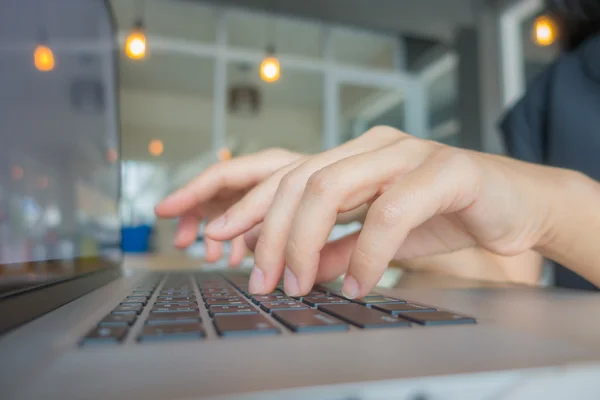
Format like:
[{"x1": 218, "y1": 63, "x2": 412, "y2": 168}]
[
  {"x1": 431, "y1": 146, "x2": 470, "y2": 168},
  {"x1": 373, "y1": 200, "x2": 405, "y2": 228},
  {"x1": 305, "y1": 170, "x2": 336, "y2": 196},
  {"x1": 363, "y1": 125, "x2": 405, "y2": 142},
  {"x1": 279, "y1": 172, "x2": 304, "y2": 195}
]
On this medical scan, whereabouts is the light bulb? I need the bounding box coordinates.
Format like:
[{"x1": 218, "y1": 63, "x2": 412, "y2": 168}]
[
  {"x1": 534, "y1": 15, "x2": 556, "y2": 46},
  {"x1": 260, "y1": 56, "x2": 280, "y2": 83},
  {"x1": 149, "y1": 139, "x2": 163, "y2": 156},
  {"x1": 125, "y1": 28, "x2": 147, "y2": 60},
  {"x1": 34, "y1": 45, "x2": 55, "y2": 72}
]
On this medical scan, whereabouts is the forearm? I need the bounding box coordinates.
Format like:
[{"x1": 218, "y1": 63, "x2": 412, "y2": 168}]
[{"x1": 536, "y1": 170, "x2": 600, "y2": 287}]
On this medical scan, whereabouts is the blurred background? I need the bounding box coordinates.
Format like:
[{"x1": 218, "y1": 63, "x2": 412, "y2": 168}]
[{"x1": 0, "y1": 0, "x2": 560, "y2": 266}]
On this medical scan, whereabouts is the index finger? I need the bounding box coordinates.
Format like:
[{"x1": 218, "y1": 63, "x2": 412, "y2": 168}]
[{"x1": 155, "y1": 149, "x2": 304, "y2": 218}]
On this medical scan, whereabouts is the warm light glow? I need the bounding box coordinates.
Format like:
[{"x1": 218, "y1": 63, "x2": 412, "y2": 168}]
[
  {"x1": 534, "y1": 15, "x2": 556, "y2": 46},
  {"x1": 37, "y1": 176, "x2": 49, "y2": 189},
  {"x1": 218, "y1": 148, "x2": 232, "y2": 161},
  {"x1": 125, "y1": 29, "x2": 147, "y2": 60},
  {"x1": 11, "y1": 165, "x2": 24, "y2": 181},
  {"x1": 149, "y1": 139, "x2": 163, "y2": 156},
  {"x1": 34, "y1": 45, "x2": 55, "y2": 72},
  {"x1": 106, "y1": 148, "x2": 118, "y2": 163},
  {"x1": 260, "y1": 56, "x2": 280, "y2": 83}
]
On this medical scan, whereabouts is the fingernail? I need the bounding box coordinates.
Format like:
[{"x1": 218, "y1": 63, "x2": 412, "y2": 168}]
[
  {"x1": 284, "y1": 268, "x2": 300, "y2": 296},
  {"x1": 248, "y1": 267, "x2": 264, "y2": 294},
  {"x1": 206, "y1": 215, "x2": 227, "y2": 234},
  {"x1": 342, "y1": 275, "x2": 360, "y2": 299}
]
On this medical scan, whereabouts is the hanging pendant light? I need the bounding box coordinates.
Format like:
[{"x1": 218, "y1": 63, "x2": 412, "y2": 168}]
[
  {"x1": 125, "y1": 0, "x2": 147, "y2": 60},
  {"x1": 260, "y1": 45, "x2": 280, "y2": 83}
]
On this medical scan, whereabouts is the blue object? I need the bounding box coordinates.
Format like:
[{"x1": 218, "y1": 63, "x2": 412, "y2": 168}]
[{"x1": 121, "y1": 225, "x2": 152, "y2": 253}]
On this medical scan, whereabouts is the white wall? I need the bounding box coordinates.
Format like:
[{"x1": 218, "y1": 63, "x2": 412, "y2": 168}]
[{"x1": 120, "y1": 88, "x2": 323, "y2": 194}]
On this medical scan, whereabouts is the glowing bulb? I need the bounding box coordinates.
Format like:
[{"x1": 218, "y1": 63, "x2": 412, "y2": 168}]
[
  {"x1": 534, "y1": 15, "x2": 556, "y2": 46},
  {"x1": 217, "y1": 148, "x2": 232, "y2": 162},
  {"x1": 260, "y1": 56, "x2": 280, "y2": 83},
  {"x1": 149, "y1": 139, "x2": 163, "y2": 156},
  {"x1": 34, "y1": 45, "x2": 55, "y2": 72},
  {"x1": 125, "y1": 28, "x2": 147, "y2": 60},
  {"x1": 11, "y1": 165, "x2": 24, "y2": 181}
]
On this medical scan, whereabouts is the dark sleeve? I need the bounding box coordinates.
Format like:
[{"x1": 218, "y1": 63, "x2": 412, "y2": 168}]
[{"x1": 498, "y1": 66, "x2": 554, "y2": 164}]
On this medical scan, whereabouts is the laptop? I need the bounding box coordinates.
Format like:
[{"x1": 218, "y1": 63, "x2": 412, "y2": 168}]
[{"x1": 3, "y1": 0, "x2": 600, "y2": 399}]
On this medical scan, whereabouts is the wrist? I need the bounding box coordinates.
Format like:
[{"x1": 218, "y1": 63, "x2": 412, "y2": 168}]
[{"x1": 536, "y1": 169, "x2": 600, "y2": 272}]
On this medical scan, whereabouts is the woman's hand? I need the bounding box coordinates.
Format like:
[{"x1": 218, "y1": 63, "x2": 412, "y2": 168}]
[
  {"x1": 194, "y1": 126, "x2": 570, "y2": 298},
  {"x1": 155, "y1": 148, "x2": 306, "y2": 266}
]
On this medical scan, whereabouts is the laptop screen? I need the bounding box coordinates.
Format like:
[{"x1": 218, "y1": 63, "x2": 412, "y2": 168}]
[{"x1": 0, "y1": 0, "x2": 120, "y2": 298}]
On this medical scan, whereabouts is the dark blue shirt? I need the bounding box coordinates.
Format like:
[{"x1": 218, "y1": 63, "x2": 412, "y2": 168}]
[{"x1": 500, "y1": 33, "x2": 600, "y2": 290}]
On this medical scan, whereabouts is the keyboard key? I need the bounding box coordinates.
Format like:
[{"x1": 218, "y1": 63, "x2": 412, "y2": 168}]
[
  {"x1": 302, "y1": 296, "x2": 350, "y2": 307},
  {"x1": 154, "y1": 301, "x2": 197, "y2": 307},
  {"x1": 127, "y1": 295, "x2": 149, "y2": 300},
  {"x1": 138, "y1": 324, "x2": 204, "y2": 342},
  {"x1": 121, "y1": 298, "x2": 147, "y2": 305},
  {"x1": 158, "y1": 295, "x2": 196, "y2": 301},
  {"x1": 146, "y1": 312, "x2": 201, "y2": 325},
  {"x1": 160, "y1": 290, "x2": 192, "y2": 295},
  {"x1": 292, "y1": 290, "x2": 327, "y2": 300},
  {"x1": 203, "y1": 294, "x2": 241, "y2": 300},
  {"x1": 202, "y1": 287, "x2": 236, "y2": 293},
  {"x1": 273, "y1": 309, "x2": 349, "y2": 333},
  {"x1": 112, "y1": 304, "x2": 143, "y2": 315},
  {"x1": 352, "y1": 297, "x2": 406, "y2": 306},
  {"x1": 99, "y1": 314, "x2": 137, "y2": 327},
  {"x1": 214, "y1": 314, "x2": 279, "y2": 337},
  {"x1": 151, "y1": 305, "x2": 199, "y2": 313},
  {"x1": 318, "y1": 303, "x2": 411, "y2": 329},
  {"x1": 81, "y1": 326, "x2": 128, "y2": 346},
  {"x1": 260, "y1": 301, "x2": 310, "y2": 313},
  {"x1": 371, "y1": 303, "x2": 436, "y2": 315},
  {"x1": 209, "y1": 305, "x2": 257, "y2": 316},
  {"x1": 399, "y1": 311, "x2": 476, "y2": 326},
  {"x1": 252, "y1": 294, "x2": 289, "y2": 304},
  {"x1": 205, "y1": 298, "x2": 247, "y2": 306}
]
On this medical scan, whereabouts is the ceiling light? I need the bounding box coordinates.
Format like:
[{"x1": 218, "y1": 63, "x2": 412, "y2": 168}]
[
  {"x1": 260, "y1": 52, "x2": 280, "y2": 83},
  {"x1": 125, "y1": 23, "x2": 147, "y2": 60},
  {"x1": 34, "y1": 44, "x2": 55, "y2": 72},
  {"x1": 149, "y1": 139, "x2": 163, "y2": 156},
  {"x1": 533, "y1": 15, "x2": 556, "y2": 46}
]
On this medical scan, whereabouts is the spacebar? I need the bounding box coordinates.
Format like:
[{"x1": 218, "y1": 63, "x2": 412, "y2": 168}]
[{"x1": 318, "y1": 303, "x2": 411, "y2": 328}]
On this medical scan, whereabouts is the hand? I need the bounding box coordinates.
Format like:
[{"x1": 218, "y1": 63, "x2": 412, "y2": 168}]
[
  {"x1": 203, "y1": 126, "x2": 566, "y2": 298},
  {"x1": 155, "y1": 148, "x2": 306, "y2": 266}
]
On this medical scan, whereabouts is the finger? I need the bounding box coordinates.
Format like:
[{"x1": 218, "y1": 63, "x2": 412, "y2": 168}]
[
  {"x1": 343, "y1": 150, "x2": 480, "y2": 298},
  {"x1": 156, "y1": 149, "x2": 304, "y2": 218},
  {"x1": 174, "y1": 214, "x2": 201, "y2": 249},
  {"x1": 204, "y1": 237, "x2": 224, "y2": 263},
  {"x1": 204, "y1": 159, "x2": 305, "y2": 240},
  {"x1": 244, "y1": 224, "x2": 262, "y2": 252},
  {"x1": 254, "y1": 128, "x2": 404, "y2": 295},
  {"x1": 228, "y1": 235, "x2": 247, "y2": 267},
  {"x1": 314, "y1": 232, "x2": 359, "y2": 283},
  {"x1": 283, "y1": 139, "x2": 429, "y2": 295}
]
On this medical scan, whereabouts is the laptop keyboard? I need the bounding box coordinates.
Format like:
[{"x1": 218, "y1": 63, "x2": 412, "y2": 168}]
[{"x1": 80, "y1": 272, "x2": 475, "y2": 346}]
